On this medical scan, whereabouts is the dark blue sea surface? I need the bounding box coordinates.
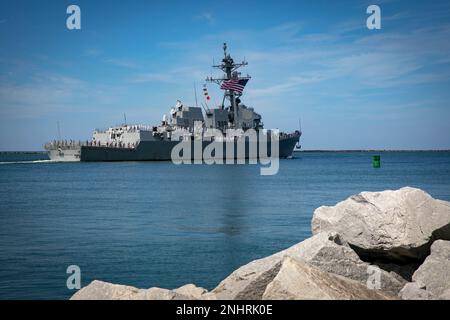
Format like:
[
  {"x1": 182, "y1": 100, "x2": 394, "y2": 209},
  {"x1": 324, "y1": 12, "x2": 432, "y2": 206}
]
[{"x1": 0, "y1": 151, "x2": 449, "y2": 299}]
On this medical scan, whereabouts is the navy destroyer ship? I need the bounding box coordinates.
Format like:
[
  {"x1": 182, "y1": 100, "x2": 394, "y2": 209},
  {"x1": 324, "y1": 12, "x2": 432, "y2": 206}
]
[{"x1": 45, "y1": 44, "x2": 301, "y2": 161}]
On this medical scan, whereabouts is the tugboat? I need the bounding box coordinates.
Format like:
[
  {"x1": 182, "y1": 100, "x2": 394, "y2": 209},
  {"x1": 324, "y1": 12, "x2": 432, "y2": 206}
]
[{"x1": 45, "y1": 43, "x2": 301, "y2": 162}]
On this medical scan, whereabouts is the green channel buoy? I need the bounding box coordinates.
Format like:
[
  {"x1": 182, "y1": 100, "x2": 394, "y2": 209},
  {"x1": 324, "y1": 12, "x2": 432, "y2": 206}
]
[{"x1": 373, "y1": 155, "x2": 381, "y2": 168}]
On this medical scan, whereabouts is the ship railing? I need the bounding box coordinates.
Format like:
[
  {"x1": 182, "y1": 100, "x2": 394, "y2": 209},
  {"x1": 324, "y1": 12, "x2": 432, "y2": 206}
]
[
  {"x1": 47, "y1": 140, "x2": 138, "y2": 150},
  {"x1": 85, "y1": 140, "x2": 140, "y2": 149},
  {"x1": 93, "y1": 125, "x2": 152, "y2": 134},
  {"x1": 47, "y1": 140, "x2": 86, "y2": 149},
  {"x1": 278, "y1": 131, "x2": 301, "y2": 140}
]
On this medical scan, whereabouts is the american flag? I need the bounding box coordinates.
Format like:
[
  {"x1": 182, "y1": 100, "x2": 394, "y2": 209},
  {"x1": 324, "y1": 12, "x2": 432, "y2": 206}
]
[{"x1": 220, "y1": 78, "x2": 249, "y2": 94}]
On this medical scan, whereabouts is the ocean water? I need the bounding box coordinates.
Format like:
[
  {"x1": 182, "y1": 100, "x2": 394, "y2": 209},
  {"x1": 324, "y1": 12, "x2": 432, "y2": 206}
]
[{"x1": 0, "y1": 151, "x2": 449, "y2": 299}]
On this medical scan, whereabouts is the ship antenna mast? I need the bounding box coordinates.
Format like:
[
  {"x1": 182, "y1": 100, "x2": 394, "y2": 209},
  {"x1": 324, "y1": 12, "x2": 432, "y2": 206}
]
[
  {"x1": 223, "y1": 42, "x2": 227, "y2": 58},
  {"x1": 57, "y1": 121, "x2": 61, "y2": 140},
  {"x1": 194, "y1": 82, "x2": 199, "y2": 107},
  {"x1": 206, "y1": 43, "x2": 251, "y2": 128}
]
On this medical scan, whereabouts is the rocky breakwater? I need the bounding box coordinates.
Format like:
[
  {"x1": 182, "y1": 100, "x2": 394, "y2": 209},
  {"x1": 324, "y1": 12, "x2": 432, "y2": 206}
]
[{"x1": 71, "y1": 187, "x2": 450, "y2": 300}]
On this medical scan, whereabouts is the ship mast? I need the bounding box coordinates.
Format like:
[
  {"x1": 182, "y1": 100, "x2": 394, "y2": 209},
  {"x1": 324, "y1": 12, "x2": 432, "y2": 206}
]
[{"x1": 206, "y1": 43, "x2": 251, "y2": 129}]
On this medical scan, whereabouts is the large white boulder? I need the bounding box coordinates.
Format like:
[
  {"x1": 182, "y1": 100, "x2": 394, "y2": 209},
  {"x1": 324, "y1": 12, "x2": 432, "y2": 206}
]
[
  {"x1": 70, "y1": 280, "x2": 209, "y2": 300},
  {"x1": 262, "y1": 257, "x2": 395, "y2": 300},
  {"x1": 312, "y1": 187, "x2": 450, "y2": 261},
  {"x1": 212, "y1": 232, "x2": 405, "y2": 299}
]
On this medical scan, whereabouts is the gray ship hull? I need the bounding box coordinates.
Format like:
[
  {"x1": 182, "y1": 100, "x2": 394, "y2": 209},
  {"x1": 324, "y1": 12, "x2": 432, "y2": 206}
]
[{"x1": 47, "y1": 135, "x2": 300, "y2": 162}]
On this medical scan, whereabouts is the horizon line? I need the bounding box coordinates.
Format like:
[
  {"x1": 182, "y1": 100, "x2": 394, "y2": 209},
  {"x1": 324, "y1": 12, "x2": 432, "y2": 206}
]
[{"x1": 1, "y1": 149, "x2": 450, "y2": 154}]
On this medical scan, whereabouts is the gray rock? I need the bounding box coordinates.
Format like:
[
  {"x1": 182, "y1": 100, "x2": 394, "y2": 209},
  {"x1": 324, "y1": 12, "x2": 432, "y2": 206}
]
[
  {"x1": 372, "y1": 262, "x2": 419, "y2": 282},
  {"x1": 439, "y1": 289, "x2": 450, "y2": 300},
  {"x1": 212, "y1": 254, "x2": 283, "y2": 300},
  {"x1": 71, "y1": 280, "x2": 145, "y2": 300},
  {"x1": 134, "y1": 287, "x2": 192, "y2": 300},
  {"x1": 411, "y1": 240, "x2": 450, "y2": 299},
  {"x1": 399, "y1": 282, "x2": 435, "y2": 300},
  {"x1": 400, "y1": 240, "x2": 450, "y2": 300},
  {"x1": 262, "y1": 257, "x2": 395, "y2": 300},
  {"x1": 212, "y1": 232, "x2": 405, "y2": 299},
  {"x1": 71, "y1": 280, "x2": 204, "y2": 300},
  {"x1": 173, "y1": 284, "x2": 213, "y2": 300},
  {"x1": 312, "y1": 187, "x2": 450, "y2": 262},
  {"x1": 285, "y1": 232, "x2": 406, "y2": 294}
]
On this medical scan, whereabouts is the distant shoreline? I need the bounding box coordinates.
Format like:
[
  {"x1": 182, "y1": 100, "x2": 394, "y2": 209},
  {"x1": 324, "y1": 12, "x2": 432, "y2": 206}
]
[
  {"x1": 1, "y1": 150, "x2": 450, "y2": 154},
  {"x1": 296, "y1": 150, "x2": 450, "y2": 153},
  {"x1": 0, "y1": 151, "x2": 47, "y2": 154}
]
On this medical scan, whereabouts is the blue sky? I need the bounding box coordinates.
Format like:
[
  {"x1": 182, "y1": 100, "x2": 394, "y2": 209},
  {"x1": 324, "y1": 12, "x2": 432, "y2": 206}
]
[{"x1": 1, "y1": 0, "x2": 450, "y2": 150}]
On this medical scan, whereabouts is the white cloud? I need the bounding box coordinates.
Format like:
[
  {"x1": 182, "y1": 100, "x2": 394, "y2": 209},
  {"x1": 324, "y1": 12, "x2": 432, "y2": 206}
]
[
  {"x1": 127, "y1": 66, "x2": 206, "y2": 84},
  {"x1": 105, "y1": 58, "x2": 137, "y2": 69},
  {"x1": 127, "y1": 72, "x2": 172, "y2": 83},
  {"x1": 82, "y1": 48, "x2": 102, "y2": 57},
  {"x1": 247, "y1": 74, "x2": 328, "y2": 96},
  {"x1": 195, "y1": 12, "x2": 215, "y2": 25},
  {"x1": 0, "y1": 72, "x2": 126, "y2": 119}
]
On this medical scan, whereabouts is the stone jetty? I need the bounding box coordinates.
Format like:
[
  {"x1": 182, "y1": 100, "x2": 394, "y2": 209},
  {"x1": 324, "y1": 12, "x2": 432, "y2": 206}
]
[{"x1": 71, "y1": 187, "x2": 450, "y2": 300}]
